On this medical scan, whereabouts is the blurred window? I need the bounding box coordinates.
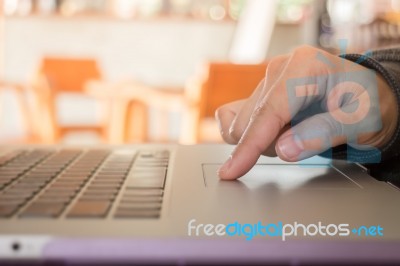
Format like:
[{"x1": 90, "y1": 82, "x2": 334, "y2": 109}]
[
  {"x1": 1, "y1": 0, "x2": 315, "y2": 22},
  {"x1": 0, "y1": 0, "x2": 248, "y2": 21}
]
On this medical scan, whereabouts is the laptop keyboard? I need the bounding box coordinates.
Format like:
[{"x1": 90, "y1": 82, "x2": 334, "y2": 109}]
[{"x1": 0, "y1": 149, "x2": 169, "y2": 219}]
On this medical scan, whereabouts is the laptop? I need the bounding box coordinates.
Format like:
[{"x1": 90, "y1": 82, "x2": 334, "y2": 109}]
[{"x1": 0, "y1": 143, "x2": 399, "y2": 264}]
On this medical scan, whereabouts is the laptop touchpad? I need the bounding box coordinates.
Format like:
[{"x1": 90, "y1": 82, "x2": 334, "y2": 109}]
[{"x1": 202, "y1": 164, "x2": 361, "y2": 190}]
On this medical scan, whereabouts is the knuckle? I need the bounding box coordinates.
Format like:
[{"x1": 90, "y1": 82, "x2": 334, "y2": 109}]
[
  {"x1": 251, "y1": 102, "x2": 286, "y2": 129},
  {"x1": 292, "y1": 45, "x2": 314, "y2": 60},
  {"x1": 317, "y1": 113, "x2": 344, "y2": 138},
  {"x1": 251, "y1": 105, "x2": 266, "y2": 120},
  {"x1": 265, "y1": 55, "x2": 287, "y2": 76},
  {"x1": 219, "y1": 125, "x2": 236, "y2": 144},
  {"x1": 228, "y1": 125, "x2": 244, "y2": 143},
  {"x1": 222, "y1": 133, "x2": 236, "y2": 145},
  {"x1": 214, "y1": 107, "x2": 223, "y2": 120},
  {"x1": 257, "y1": 77, "x2": 266, "y2": 90},
  {"x1": 265, "y1": 57, "x2": 280, "y2": 76},
  {"x1": 214, "y1": 103, "x2": 232, "y2": 121}
]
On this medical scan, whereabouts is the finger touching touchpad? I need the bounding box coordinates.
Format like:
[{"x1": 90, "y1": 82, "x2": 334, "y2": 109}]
[{"x1": 202, "y1": 164, "x2": 361, "y2": 190}]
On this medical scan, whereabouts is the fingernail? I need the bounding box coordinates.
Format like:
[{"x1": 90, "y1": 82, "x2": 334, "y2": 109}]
[
  {"x1": 217, "y1": 155, "x2": 233, "y2": 176},
  {"x1": 278, "y1": 134, "x2": 304, "y2": 160}
]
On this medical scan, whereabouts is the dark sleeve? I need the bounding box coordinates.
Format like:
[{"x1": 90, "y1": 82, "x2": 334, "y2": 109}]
[{"x1": 339, "y1": 48, "x2": 400, "y2": 183}]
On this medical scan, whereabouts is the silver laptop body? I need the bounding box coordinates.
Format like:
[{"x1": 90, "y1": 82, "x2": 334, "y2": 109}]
[{"x1": 0, "y1": 144, "x2": 399, "y2": 264}]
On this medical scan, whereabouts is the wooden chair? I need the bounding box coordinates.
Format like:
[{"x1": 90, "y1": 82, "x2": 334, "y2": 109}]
[
  {"x1": 30, "y1": 57, "x2": 106, "y2": 143},
  {"x1": 181, "y1": 62, "x2": 268, "y2": 143},
  {"x1": 85, "y1": 62, "x2": 268, "y2": 144}
]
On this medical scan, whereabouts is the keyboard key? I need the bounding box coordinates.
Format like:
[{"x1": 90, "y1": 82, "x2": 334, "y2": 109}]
[
  {"x1": 20, "y1": 203, "x2": 66, "y2": 218},
  {"x1": 17, "y1": 179, "x2": 49, "y2": 185},
  {"x1": 120, "y1": 196, "x2": 162, "y2": 203},
  {"x1": 1, "y1": 193, "x2": 31, "y2": 201},
  {"x1": 31, "y1": 167, "x2": 62, "y2": 172},
  {"x1": 67, "y1": 201, "x2": 111, "y2": 218},
  {"x1": 42, "y1": 190, "x2": 77, "y2": 198},
  {"x1": 103, "y1": 162, "x2": 131, "y2": 167},
  {"x1": 134, "y1": 162, "x2": 168, "y2": 167},
  {"x1": 24, "y1": 173, "x2": 55, "y2": 180},
  {"x1": 118, "y1": 202, "x2": 162, "y2": 210},
  {"x1": 94, "y1": 174, "x2": 126, "y2": 179},
  {"x1": 114, "y1": 208, "x2": 159, "y2": 218},
  {"x1": 13, "y1": 183, "x2": 45, "y2": 190},
  {"x1": 0, "y1": 173, "x2": 19, "y2": 180},
  {"x1": 0, "y1": 204, "x2": 19, "y2": 217},
  {"x1": 122, "y1": 188, "x2": 163, "y2": 197},
  {"x1": 126, "y1": 177, "x2": 165, "y2": 188},
  {"x1": 81, "y1": 190, "x2": 117, "y2": 199},
  {"x1": 5, "y1": 187, "x2": 40, "y2": 195},
  {"x1": 138, "y1": 152, "x2": 154, "y2": 158},
  {"x1": 0, "y1": 150, "x2": 24, "y2": 165},
  {"x1": 57, "y1": 175, "x2": 89, "y2": 181},
  {"x1": 80, "y1": 194, "x2": 116, "y2": 201},
  {"x1": 90, "y1": 179, "x2": 123, "y2": 185},
  {"x1": 131, "y1": 166, "x2": 166, "y2": 173},
  {"x1": 136, "y1": 158, "x2": 168, "y2": 163},
  {"x1": 0, "y1": 175, "x2": 10, "y2": 180},
  {"x1": 154, "y1": 150, "x2": 169, "y2": 158},
  {"x1": 86, "y1": 184, "x2": 121, "y2": 190},
  {"x1": 97, "y1": 170, "x2": 128, "y2": 176},
  {"x1": 85, "y1": 188, "x2": 119, "y2": 195},
  {"x1": 61, "y1": 171, "x2": 93, "y2": 177},
  {"x1": 45, "y1": 187, "x2": 79, "y2": 193},
  {"x1": 36, "y1": 195, "x2": 72, "y2": 204},
  {"x1": 130, "y1": 171, "x2": 166, "y2": 179},
  {"x1": 48, "y1": 183, "x2": 81, "y2": 191},
  {"x1": 0, "y1": 169, "x2": 23, "y2": 175},
  {"x1": 50, "y1": 181, "x2": 83, "y2": 188},
  {"x1": 0, "y1": 148, "x2": 167, "y2": 220},
  {"x1": 0, "y1": 194, "x2": 26, "y2": 205}
]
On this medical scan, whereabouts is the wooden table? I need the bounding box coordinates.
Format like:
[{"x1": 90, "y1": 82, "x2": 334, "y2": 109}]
[
  {"x1": 85, "y1": 80, "x2": 191, "y2": 144},
  {"x1": 0, "y1": 81, "x2": 36, "y2": 143}
]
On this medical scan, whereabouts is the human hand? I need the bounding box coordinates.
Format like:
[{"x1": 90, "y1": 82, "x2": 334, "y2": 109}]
[{"x1": 215, "y1": 46, "x2": 398, "y2": 180}]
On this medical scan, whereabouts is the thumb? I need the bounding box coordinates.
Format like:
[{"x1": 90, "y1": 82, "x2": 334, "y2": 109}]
[{"x1": 275, "y1": 111, "x2": 348, "y2": 162}]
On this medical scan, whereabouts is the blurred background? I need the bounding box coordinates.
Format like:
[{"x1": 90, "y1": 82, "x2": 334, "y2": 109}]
[{"x1": 0, "y1": 0, "x2": 399, "y2": 145}]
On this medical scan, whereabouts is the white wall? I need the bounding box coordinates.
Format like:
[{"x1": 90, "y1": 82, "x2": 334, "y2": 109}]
[{"x1": 3, "y1": 16, "x2": 236, "y2": 86}]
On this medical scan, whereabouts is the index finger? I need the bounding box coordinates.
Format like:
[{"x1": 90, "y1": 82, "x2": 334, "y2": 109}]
[{"x1": 218, "y1": 87, "x2": 290, "y2": 180}]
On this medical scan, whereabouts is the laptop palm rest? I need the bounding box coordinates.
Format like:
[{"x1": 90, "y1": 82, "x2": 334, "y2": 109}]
[{"x1": 202, "y1": 164, "x2": 361, "y2": 191}]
